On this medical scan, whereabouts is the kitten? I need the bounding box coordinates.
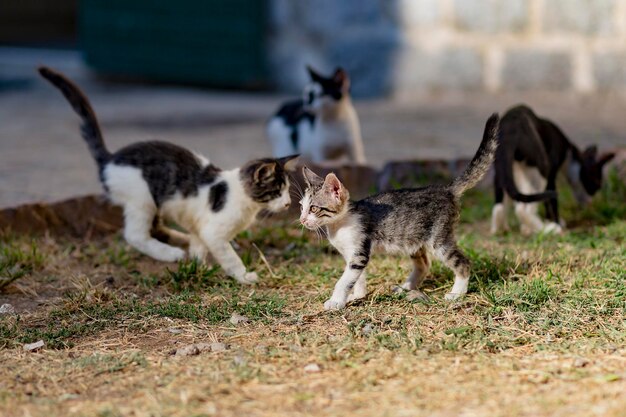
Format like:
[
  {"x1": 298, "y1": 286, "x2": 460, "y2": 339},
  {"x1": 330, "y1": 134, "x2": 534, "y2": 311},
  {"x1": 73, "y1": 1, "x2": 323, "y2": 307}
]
[
  {"x1": 39, "y1": 66, "x2": 298, "y2": 284},
  {"x1": 491, "y1": 105, "x2": 615, "y2": 235},
  {"x1": 266, "y1": 66, "x2": 366, "y2": 164},
  {"x1": 300, "y1": 114, "x2": 500, "y2": 310}
]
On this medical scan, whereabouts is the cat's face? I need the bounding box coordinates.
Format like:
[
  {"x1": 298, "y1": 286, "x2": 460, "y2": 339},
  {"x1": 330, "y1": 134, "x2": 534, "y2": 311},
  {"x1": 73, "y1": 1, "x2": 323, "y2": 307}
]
[
  {"x1": 575, "y1": 146, "x2": 615, "y2": 202},
  {"x1": 302, "y1": 66, "x2": 350, "y2": 113},
  {"x1": 299, "y1": 167, "x2": 350, "y2": 229},
  {"x1": 241, "y1": 155, "x2": 299, "y2": 212}
]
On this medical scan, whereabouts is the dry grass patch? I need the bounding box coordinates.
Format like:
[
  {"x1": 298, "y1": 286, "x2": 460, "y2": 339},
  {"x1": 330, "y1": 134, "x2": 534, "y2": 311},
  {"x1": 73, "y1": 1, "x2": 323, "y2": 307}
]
[{"x1": 0, "y1": 187, "x2": 625, "y2": 416}]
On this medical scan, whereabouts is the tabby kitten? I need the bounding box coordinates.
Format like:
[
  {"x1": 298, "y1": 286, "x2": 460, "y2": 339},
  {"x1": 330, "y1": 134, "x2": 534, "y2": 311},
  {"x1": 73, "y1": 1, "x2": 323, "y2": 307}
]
[
  {"x1": 300, "y1": 115, "x2": 500, "y2": 309},
  {"x1": 39, "y1": 66, "x2": 298, "y2": 284},
  {"x1": 267, "y1": 66, "x2": 366, "y2": 164}
]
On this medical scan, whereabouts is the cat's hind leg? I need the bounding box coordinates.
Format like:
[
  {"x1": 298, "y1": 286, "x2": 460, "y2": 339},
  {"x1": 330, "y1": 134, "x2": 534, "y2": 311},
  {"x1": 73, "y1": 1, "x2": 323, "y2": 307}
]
[
  {"x1": 434, "y1": 243, "x2": 470, "y2": 301},
  {"x1": 151, "y1": 217, "x2": 190, "y2": 247},
  {"x1": 123, "y1": 205, "x2": 186, "y2": 262},
  {"x1": 491, "y1": 184, "x2": 509, "y2": 234},
  {"x1": 515, "y1": 203, "x2": 544, "y2": 235},
  {"x1": 402, "y1": 247, "x2": 431, "y2": 291}
]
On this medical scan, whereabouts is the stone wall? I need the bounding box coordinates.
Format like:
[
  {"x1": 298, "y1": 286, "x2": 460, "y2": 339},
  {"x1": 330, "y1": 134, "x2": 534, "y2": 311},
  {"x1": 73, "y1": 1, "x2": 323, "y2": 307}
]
[{"x1": 268, "y1": 0, "x2": 626, "y2": 97}]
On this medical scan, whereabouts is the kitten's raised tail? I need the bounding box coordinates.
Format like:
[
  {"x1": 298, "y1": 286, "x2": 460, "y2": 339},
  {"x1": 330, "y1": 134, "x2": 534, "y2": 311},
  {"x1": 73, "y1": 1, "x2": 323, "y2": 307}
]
[
  {"x1": 450, "y1": 113, "x2": 500, "y2": 196},
  {"x1": 38, "y1": 66, "x2": 111, "y2": 169}
]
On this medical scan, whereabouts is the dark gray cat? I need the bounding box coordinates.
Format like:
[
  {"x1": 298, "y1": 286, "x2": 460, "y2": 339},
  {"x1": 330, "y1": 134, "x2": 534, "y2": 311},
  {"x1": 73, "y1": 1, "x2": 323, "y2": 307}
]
[{"x1": 299, "y1": 114, "x2": 500, "y2": 309}]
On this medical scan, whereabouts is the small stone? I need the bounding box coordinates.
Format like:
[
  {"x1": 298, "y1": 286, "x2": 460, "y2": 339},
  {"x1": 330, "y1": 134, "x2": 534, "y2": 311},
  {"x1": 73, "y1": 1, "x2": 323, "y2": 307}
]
[
  {"x1": 361, "y1": 323, "x2": 375, "y2": 336},
  {"x1": 196, "y1": 343, "x2": 213, "y2": 353},
  {"x1": 0, "y1": 304, "x2": 16, "y2": 315},
  {"x1": 175, "y1": 342, "x2": 217, "y2": 356},
  {"x1": 230, "y1": 313, "x2": 249, "y2": 325},
  {"x1": 210, "y1": 342, "x2": 228, "y2": 352},
  {"x1": 574, "y1": 358, "x2": 590, "y2": 368},
  {"x1": 304, "y1": 363, "x2": 321, "y2": 373},
  {"x1": 23, "y1": 340, "x2": 44, "y2": 352},
  {"x1": 233, "y1": 355, "x2": 246, "y2": 366},
  {"x1": 407, "y1": 290, "x2": 429, "y2": 302},
  {"x1": 167, "y1": 327, "x2": 182, "y2": 334},
  {"x1": 175, "y1": 344, "x2": 200, "y2": 356}
]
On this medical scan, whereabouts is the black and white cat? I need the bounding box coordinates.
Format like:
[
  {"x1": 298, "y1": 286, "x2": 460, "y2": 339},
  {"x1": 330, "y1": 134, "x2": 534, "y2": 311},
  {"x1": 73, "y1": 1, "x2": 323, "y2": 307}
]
[
  {"x1": 39, "y1": 66, "x2": 298, "y2": 284},
  {"x1": 266, "y1": 66, "x2": 366, "y2": 164},
  {"x1": 491, "y1": 105, "x2": 615, "y2": 235},
  {"x1": 300, "y1": 114, "x2": 500, "y2": 310}
]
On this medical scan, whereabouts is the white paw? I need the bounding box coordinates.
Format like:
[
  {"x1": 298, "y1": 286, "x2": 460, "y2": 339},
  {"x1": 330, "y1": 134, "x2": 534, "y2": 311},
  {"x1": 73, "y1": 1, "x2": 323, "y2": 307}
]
[
  {"x1": 236, "y1": 272, "x2": 258, "y2": 285},
  {"x1": 520, "y1": 224, "x2": 533, "y2": 236},
  {"x1": 347, "y1": 291, "x2": 366, "y2": 303},
  {"x1": 401, "y1": 281, "x2": 416, "y2": 291},
  {"x1": 444, "y1": 292, "x2": 465, "y2": 301},
  {"x1": 542, "y1": 222, "x2": 563, "y2": 234},
  {"x1": 158, "y1": 247, "x2": 186, "y2": 263},
  {"x1": 324, "y1": 299, "x2": 346, "y2": 310}
]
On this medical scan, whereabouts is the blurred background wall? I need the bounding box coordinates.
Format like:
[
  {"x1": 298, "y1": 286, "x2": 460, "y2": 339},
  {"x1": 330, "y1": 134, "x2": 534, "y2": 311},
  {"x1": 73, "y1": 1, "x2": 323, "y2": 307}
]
[
  {"x1": 269, "y1": 0, "x2": 626, "y2": 97},
  {"x1": 3, "y1": 0, "x2": 626, "y2": 97}
]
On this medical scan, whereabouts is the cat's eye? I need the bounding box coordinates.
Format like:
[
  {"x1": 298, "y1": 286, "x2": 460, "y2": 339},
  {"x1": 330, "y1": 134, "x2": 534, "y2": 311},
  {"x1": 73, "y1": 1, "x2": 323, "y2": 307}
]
[{"x1": 310, "y1": 206, "x2": 319, "y2": 214}]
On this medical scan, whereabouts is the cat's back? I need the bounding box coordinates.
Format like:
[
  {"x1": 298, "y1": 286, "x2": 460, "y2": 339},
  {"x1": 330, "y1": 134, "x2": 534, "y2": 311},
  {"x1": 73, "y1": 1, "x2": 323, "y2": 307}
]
[
  {"x1": 104, "y1": 140, "x2": 217, "y2": 206},
  {"x1": 355, "y1": 185, "x2": 456, "y2": 223},
  {"x1": 500, "y1": 105, "x2": 539, "y2": 138},
  {"x1": 111, "y1": 140, "x2": 206, "y2": 167}
]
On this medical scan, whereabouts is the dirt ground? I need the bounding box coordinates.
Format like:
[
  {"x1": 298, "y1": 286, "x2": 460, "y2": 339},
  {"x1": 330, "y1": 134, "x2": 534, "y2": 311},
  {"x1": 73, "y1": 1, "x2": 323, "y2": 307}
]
[{"x1": 1, "y1": 179, "x2": 624, "y2": 416}]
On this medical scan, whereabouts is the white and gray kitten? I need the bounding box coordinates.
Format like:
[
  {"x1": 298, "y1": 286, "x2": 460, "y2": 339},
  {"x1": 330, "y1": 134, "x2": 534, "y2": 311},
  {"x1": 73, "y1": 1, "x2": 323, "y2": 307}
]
[
  {"x1": 267, "y1": 66, "x2": 365, "y2": 164},
  {"x1": 300, "y1": 115, "x2": 500, "y2": 310},
  {"x1": 39, "y1": 66, "x2": 298, "y2": 285}
]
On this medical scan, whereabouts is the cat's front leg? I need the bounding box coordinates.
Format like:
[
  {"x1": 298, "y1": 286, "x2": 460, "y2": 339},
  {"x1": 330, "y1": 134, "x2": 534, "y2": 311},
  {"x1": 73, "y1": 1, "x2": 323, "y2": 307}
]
[
  {"x1": 346, "y1": 272, "x2": 367, "y2": 302},
  {"x1": 201, "y1": 233, "x2": 257, "y2": 284},
  {"x1": 325, "y1": 264, "x2": 367, "y2": 310}
]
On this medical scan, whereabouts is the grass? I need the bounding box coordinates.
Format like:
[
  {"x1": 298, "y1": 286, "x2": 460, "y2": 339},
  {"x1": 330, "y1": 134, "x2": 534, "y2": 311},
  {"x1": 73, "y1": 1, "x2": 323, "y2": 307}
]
[
  {"x1": 0, "y1": 239, "x2": 45, "y2": 290},
  {"x1": 0, "y1": 183, "x2": 625, "y2": 416}
]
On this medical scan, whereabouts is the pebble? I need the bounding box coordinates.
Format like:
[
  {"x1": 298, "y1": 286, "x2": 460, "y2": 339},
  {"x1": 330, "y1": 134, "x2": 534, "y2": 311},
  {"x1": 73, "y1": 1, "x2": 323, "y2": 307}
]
[
  {"x1": 174, "y1": 342, "x2": 228, "y2": 356},
  {"x1": 574, "y1": 358, "x2": 590, "y2": 368},
  {"x1": 304, "y1": 363, "x2": 321, "y2": 373},
  {"x1": 210, "y1": 342, "x2": 228, "y2": 352},
  {"x1": 0, "y1": 304, "x2": 15, "y2": 315},
  {"x1": 230, "y1": 313, "x2": 249, "y2": 325}
]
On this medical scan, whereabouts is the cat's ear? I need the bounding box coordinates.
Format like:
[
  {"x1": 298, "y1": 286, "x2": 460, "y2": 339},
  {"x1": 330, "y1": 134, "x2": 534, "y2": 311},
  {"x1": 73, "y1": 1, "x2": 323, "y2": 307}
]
[
  {"x1": 254, "y1": 162, "x2": 277, "y2": 183},
  {"x1": 302, "y1": 166, "x2": 323, "y2": 187},
  {"x1": 597, "y1": 151, "x2": 616, "y2": 167},
  {"x1": 306, "y1": 65, "x2": 324, "y2": 83},
  {"x1": 324, "y1": 173, "x2": 348, "y2": 202},
  {"x1": 278, "y1": 154, "x2": 300, "y2": 172},
  {"x1": 333, "y1": 67, "x2": 350, "y2": 91},
  {"x1": 583, "y1": 145, "x2": 598, "y2": 160}
]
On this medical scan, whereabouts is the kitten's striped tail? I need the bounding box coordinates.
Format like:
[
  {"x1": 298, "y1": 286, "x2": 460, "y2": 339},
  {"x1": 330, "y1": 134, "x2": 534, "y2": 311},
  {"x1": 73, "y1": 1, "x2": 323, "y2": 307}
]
[
  {"x1": 38, "y1": 66, "x2": 111, "y2": 169},
  {"x1": 450, "y1": 113, "x2": 500, "y2": 196}
]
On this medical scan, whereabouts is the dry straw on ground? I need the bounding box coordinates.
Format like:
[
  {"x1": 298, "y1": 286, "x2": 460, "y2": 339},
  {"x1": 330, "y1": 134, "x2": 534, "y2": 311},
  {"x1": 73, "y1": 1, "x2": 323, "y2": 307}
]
[{"x1": 0, "y1": 183, "x2": 625, "y2": 416}]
